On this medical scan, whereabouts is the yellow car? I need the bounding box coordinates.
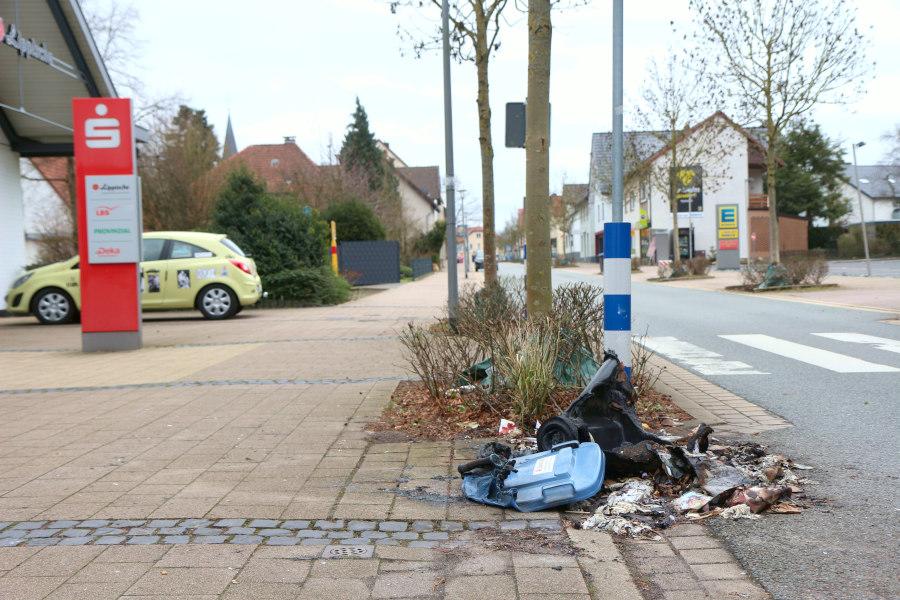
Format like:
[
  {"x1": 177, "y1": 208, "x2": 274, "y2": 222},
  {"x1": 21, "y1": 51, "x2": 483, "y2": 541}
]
[{"x1": 4, "y1": 232, "x2": 263, "y2": 324}]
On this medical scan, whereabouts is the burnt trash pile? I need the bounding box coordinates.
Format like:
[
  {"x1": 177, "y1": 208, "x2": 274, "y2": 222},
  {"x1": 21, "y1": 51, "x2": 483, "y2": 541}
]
[{"x1": 458, "y1": 354, "x2": 811, "y2": 537}]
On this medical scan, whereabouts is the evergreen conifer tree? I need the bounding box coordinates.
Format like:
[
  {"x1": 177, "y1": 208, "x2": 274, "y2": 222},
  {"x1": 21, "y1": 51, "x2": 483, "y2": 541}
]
[{"x1": 339, "y1": 98, "x2": 386, "y2": 191}]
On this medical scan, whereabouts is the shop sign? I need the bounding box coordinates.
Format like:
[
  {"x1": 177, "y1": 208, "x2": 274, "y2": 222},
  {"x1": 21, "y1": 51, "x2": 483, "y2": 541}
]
[
  {"x1": 719, "y1": 239, "x2": 739, "y2": 251},
  {"x1": 718, "y1": 205, "x2": 738, "y2": 229},
  {"x1": 673, "y1": 166, "x2": 703, "y2": 213},
  {"x1": 718, "y1": 229, "x2": 739, "y2": 239},
  {"x1": 0, "y1": 17, "x2": 56, "y2": 64},
  {"x1": 85, "y1": 175, "x2": 140, "y2": 263}
]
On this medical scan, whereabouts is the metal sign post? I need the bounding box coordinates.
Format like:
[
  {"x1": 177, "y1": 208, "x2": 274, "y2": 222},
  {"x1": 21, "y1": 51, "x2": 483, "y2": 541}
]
[
  {"x1": 73, "y1": 98, "x2": 142, "y2": 351},
  {"x1": 604, "y1": 0, "x2": 632, "y2": 378}
]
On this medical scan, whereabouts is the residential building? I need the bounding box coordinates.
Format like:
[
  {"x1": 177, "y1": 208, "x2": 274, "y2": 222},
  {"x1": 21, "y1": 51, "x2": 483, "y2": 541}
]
[
  {"x1": 467, "y1": 226, "x2": 484, "y2": 256},
  {"x1": 840, "y1": 164, "x2": 900, "y2": 224},
  {"x1": 216, "y1": 137, "x2": 318, "y2": 194},
  {"x1": 377, "y1": 141, "x2": 442, "y2": 236},
  {"x1": 561, "y1": 184, "x2": 590, "y2": 259},
  {"x1": 587, "y1": 112, "x2": 800, "y2": 263}
]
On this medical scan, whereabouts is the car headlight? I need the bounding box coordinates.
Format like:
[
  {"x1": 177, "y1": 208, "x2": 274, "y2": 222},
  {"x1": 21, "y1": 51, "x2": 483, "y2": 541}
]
[{"x1": 11, "y1": 272, "x2": 33, "y2": 289}]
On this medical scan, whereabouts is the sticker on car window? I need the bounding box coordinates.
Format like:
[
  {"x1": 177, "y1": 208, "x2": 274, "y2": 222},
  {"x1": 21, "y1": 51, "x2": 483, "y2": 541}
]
[
  {"x1": 196, "y1": 268, "x2": 216, "y2": 280},
  {"x1": 177, "y1": 269, "x2": 191, "y2": 289},
  {"x1": 147, "y1": 271, "x2": 161, "y2": 293},
  {"x1": 194, "y1": 251, "x2": 213, "y2": 258}
]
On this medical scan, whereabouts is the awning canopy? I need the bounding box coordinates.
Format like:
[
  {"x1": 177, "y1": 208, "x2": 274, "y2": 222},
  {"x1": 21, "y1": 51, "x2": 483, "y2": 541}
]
[{"x1": 0, "y1": 0, "x2": 126, "y2": 157}]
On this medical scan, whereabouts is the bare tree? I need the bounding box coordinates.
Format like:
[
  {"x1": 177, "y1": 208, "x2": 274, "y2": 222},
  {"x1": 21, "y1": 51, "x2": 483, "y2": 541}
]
[
  {"x1": 882, "y1": 125, "x2": 900, "y2": 165},
  {"x1": 391, "y1": 0, "x2": 511, "y2": 285},
  {"x1": 524, "y1": 0, "x2": 552, "y2": 315},
  {"x1": 690, "y1": 0, "x2": 870, "y2": 263},
  {"x1": 633, "y1": 54, "x2": 731, "y2": 266},
  {"x1": 554, "y1": 181, "x2": 581, "y2": 257}
]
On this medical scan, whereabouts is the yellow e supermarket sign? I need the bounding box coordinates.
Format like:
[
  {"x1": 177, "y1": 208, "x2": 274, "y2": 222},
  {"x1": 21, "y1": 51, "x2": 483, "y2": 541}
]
[{"x1": 718, "y1": 205, "x2": 737, "y2": 229}]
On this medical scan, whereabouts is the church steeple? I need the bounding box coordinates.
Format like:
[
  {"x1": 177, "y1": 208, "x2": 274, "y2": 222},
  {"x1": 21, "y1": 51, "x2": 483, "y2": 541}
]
[{"x1": 223, "y1": 114, "x2": 237, "y2": 159}]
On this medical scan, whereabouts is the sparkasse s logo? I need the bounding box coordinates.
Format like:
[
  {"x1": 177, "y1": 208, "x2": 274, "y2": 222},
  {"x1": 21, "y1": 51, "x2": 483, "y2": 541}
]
[{"x1": 85, "y1": 103, "x2": 121, "y2": 149}]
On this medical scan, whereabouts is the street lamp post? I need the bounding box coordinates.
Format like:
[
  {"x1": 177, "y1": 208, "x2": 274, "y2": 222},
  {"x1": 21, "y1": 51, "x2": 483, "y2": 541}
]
[
  {"x1": 851, "y1": 141, "x2": 872, "y2": 277},
  {"x1": 441, "y1": 0, "x2": 459, "y2": 321}
]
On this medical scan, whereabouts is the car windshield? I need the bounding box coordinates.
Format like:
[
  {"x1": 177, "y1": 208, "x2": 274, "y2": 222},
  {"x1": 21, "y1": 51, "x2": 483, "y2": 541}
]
[{"x1": 220, "y1": 238, "x2": 246, "y2": 256}]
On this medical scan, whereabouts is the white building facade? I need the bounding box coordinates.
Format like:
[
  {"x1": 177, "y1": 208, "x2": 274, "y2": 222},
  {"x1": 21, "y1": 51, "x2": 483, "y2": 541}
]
[{"x1": 588, "y1": 113, "x2": 768, "y2": 263}]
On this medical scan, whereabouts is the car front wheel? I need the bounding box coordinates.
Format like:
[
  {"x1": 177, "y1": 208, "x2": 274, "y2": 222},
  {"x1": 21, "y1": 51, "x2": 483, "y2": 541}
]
[
  {"x1": 197, "y1": 284, "x2": 238, "y2": 320},
  {"x1": 33, "y1": 288, "x2": 77, "y2": 324}
]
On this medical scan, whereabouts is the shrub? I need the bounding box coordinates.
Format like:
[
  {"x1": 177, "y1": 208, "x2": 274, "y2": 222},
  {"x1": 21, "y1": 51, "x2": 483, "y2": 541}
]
[
  {"x1": 686, "y1": 256, "x2": 711, "y2": 276},
  {"x1": 631, "y1": 257, "x2": 641, "y2": 272},
  {"x1": 212, "y1": 170, "x2": 329, "y2": 276},
  {"x1": 741, "y1": 259, "x2": 769, "y2": 288},
  {"x1": 551, "y1": 283, "x2": 604, "y2": 381},
  {"x1": 263, "y1": 267, "x2": 351, "y2": 306},
  {"x1": 322, "y1": 200, "x2": 386, "y2": 241},
  {"x1": 809, "y1": 225, "x2": 846, "y2": 252},
  {"x1": 631, "y1": 334, "x2": 660, "y2": 400},
  {"x1": 782, "y1": 253, "x2": 829, "y2": 286},
  {"x1": 398, "y1": 323, "x2": 483, "y2": 399},
  {"x1": 494, "y1": 319, "x2": 560, "y2": 424},
  {"x1": 400, "y1": 265, "x2": 413, "y2": 279},
  {"x1": 412, "y1": 220, "x2": 446, "y2": 260}
]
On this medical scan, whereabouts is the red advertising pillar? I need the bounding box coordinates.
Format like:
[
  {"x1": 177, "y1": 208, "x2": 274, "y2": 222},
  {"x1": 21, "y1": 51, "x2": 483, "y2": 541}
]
[{"x1": 73, "y1": 98, "x2": 142, "y2": 351}]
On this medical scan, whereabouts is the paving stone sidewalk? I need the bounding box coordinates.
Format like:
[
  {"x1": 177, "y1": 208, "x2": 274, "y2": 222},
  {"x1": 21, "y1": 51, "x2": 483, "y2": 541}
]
[{"x1": 0, "y1": 269, "x2": 770, "y2": 598}]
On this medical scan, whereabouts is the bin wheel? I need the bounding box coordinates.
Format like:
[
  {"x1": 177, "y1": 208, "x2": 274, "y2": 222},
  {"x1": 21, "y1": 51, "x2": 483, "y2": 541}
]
[{"x1": 537, "y1": 415, "x2": 581, "y2": 452}]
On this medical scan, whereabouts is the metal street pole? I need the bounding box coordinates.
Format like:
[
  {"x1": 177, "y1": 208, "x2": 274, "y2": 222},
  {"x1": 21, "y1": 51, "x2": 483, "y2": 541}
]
[
  {"x1": 442, "y1": 0, "x2": 459, "y2": 321},
  {"x1": 851, "y1": 142, "x2": 872, "y2": 277},
  {"x1": 604, "y1": 0, "x2": 632, "y2": 377}
]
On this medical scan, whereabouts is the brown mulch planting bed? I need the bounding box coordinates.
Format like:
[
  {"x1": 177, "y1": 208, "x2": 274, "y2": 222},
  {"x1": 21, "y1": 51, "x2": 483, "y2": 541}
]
[{"x1": 369, "y1": 381, "x2": 694, "y2": 441}]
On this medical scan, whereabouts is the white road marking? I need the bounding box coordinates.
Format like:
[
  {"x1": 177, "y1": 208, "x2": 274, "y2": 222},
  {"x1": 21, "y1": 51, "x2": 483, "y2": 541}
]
[
  {"x1": 812, "y1": 333, "x2": 900, "y2": 355},
  {"x1": 720, "y1": 334, "x2": 900, "y2": 373},
  {"x1": 641, "y1": 336, "x2": 768, "y2": 375}
]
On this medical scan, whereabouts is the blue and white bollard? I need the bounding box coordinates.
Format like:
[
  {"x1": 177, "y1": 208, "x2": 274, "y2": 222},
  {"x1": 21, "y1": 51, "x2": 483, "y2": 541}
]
[{"x1": 603, "y1": 222, "x2": 631, "y2": 379}]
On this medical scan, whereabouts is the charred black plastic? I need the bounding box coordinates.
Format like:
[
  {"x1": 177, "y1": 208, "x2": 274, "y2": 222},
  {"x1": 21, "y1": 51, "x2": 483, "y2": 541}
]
[{"x1": 537, "y1": 354, "x2": 665, "y2": 455}]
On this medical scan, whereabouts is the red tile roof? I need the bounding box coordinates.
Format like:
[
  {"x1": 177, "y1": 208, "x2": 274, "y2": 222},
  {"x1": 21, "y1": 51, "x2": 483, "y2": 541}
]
[
  {"x1": 29, "y1": 157, "x2": 70, "y2": 202},
  {"x1": 216, "y1": 142, "x2": 318, "y2": 192}
]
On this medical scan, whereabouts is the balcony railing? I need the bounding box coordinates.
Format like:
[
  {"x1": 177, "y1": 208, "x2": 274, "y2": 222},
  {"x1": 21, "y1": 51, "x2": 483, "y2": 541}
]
[{"x1": 749, "y1": 194, "x2": 769, "y2": 210}]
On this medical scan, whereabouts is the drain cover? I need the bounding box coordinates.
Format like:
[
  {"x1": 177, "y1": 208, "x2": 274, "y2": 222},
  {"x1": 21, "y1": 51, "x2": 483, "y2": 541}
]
[{"x1": 322, "y1": 545, "x2": 374, "y2": 559}]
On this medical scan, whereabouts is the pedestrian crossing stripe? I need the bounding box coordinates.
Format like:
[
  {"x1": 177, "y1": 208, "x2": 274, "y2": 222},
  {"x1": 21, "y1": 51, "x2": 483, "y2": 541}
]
[
  {"x1": 812, "y1": 333, "x2": 900, "y2": 355},
  {"x1": 720, "y1": 334, "x2": 900, "y2": 374},
  {"x1": 641, "y1": 336, "x2": 768, "y2": 375}
]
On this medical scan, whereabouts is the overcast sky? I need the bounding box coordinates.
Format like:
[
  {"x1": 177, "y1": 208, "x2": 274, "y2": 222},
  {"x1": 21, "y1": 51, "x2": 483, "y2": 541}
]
[{"x1": 103, "y1": 0, "x2": 899, "y2": 226}]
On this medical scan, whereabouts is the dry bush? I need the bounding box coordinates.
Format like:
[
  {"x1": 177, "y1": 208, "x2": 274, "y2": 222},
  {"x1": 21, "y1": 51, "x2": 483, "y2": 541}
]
[
  {"x1": 631, "y1": 257, "x2": 642, "y2": 272},
  {"x1": 631, "y1": 334, "x2": 660, "y2": 399},
  {"x1": 398, "y1": 323, "x2": 484, "y2": 399},
  {"x1": 550, "y1": 282, "x2": 604, "y2": 385},
  {"x1": 493, "y1": 319, "x2": 560, "y2": 424},
  {"x1": 741, "y1": 259, "x2": 769, "y2": 288},
  {"x1": 455, "y1": 277, "x2": 525, "y2": 360},
  {"x1": 686, "y1": 256, "x2": 711, "y2": 276},
  {"x1": 782, "y1": 254, "x2": 829, "y2": 285}
]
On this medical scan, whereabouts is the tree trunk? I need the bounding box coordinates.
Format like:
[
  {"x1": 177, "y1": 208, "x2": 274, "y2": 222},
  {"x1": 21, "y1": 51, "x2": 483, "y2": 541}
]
[
  {"x1": 669, "y1": 133, "x2": 680, "y2": 267},
  {"x1": 524, "y1": 0, "x2": 552, "y2": 317},
  {"x1": 766, "y1": 141, "x2": 780, "y2": 263},
  {"x1": 475, "y1": 16, "x2": 497, "y2": 284}
]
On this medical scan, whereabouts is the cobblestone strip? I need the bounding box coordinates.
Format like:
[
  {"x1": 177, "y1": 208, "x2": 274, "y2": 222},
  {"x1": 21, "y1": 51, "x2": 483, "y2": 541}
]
[
  {"x1": 0, "y1": 335, "x2": 400, "y2": 353},
  {"x1": 618, "y1": 524, "x2": 770, "y2": 600},
  {"x1": 649, "y1": 354, "x2": 791, "y2": 436},
  {"x1": 0, "y1": 375, "x2": 409, "y2": 396},
  {"x1": 0, "y1": 518, "x2": 561, "y2": 548}
]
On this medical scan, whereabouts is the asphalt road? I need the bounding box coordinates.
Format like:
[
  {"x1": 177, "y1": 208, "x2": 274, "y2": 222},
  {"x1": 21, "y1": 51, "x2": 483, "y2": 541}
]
[
  {"x1": 499, "y1": 262, "x2": 900, "y2": 600},
  {"x1": 828, "y1": 258, "x2": 900, "y2": 277}
]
